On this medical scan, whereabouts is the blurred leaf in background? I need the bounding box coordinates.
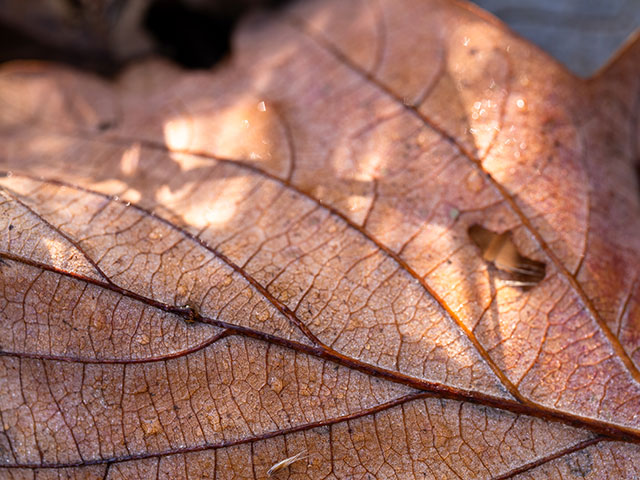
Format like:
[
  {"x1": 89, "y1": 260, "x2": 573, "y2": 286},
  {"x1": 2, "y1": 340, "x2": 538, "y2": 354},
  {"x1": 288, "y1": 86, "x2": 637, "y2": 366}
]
[{"x1": 0, "y1": 0, "x2": 637, "y2": 76}]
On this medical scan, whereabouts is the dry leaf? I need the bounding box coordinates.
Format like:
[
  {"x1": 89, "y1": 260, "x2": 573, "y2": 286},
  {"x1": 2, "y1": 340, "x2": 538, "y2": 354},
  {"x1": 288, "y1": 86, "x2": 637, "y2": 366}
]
[{"x1": 0, "y1": 0, "x2": 639, "y2": 479}]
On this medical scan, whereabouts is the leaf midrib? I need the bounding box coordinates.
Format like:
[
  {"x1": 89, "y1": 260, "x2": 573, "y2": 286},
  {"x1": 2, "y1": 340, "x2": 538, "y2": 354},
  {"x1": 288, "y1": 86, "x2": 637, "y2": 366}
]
[
  {"x1": 2, "y1": 125, "x2": 528, "y2": 406},
  {"x1": 1, "y1": 244, "x2": 640, "y2": 446},
  {"x1": 0, "y1": 137, "x2": 636, "y2": 476},
  {"x1": 3, "y1": 126, "x2": 638, "y2": 444}
]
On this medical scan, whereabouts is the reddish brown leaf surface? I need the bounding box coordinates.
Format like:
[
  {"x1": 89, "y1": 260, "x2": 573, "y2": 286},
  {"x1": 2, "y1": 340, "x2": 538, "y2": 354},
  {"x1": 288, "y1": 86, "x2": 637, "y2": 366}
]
[{"x1": 0, "y1": 0, "x2": 639, "y2": 478}]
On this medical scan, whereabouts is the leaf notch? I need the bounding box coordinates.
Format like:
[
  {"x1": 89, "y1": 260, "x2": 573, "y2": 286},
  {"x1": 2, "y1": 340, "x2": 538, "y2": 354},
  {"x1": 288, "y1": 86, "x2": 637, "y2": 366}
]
[{"x1": 469, "y1": 224, "x2": 546, "y2": 288}]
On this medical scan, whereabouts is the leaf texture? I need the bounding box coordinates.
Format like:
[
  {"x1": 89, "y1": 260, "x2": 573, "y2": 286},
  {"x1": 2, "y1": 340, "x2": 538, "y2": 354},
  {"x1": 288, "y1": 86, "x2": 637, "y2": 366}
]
[{"x1": 0, "y1": 0, "x2": 639, "y2": 478}]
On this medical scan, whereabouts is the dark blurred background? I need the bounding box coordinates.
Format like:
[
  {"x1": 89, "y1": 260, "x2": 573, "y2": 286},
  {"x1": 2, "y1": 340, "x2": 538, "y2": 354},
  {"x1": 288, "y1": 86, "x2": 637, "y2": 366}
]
[
  {"x1": 0, "y1": 0, "x2": 638, "y2": 77},
  {"x1": 472, "y1": 0, "x2": 639, "y2": 76}
]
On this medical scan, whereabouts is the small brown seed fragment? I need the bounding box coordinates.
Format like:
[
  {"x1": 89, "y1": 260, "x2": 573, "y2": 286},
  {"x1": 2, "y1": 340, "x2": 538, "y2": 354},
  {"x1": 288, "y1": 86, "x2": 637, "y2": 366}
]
[{"x1": 179, "y1": 304, "x2": 200, "y2": 323}]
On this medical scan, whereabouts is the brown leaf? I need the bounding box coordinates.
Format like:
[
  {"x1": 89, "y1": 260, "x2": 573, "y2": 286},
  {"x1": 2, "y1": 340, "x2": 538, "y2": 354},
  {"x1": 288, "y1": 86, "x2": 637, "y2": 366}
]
[{"x1": 0, "y1": 0, "x2": 639, "y2": 478}]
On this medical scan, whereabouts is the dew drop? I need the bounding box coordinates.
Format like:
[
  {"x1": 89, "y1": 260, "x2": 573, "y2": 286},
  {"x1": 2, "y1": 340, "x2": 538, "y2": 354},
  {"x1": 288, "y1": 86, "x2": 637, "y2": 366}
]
[
  {"x1": 148, "y1": 229, "x2": 163, "y2": 240},
  {"x1": 242, "y1": 119, "x2": 250, "y2": 128},
  {"x1": 257, "y1": 101, "x2": 266, "y2": 112},
  {"x1": 465, "y1": 171, "x2": 484, "y2": 193},
  {"x1": 255, "y1": 309, "x2": 270, "y2": 322},
  {"x1": 516, "y1": 98, "x2": 527, "y2": 111},
  {"x1": 270, "y1": 377, "x2": 284, "y2": 394}
]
